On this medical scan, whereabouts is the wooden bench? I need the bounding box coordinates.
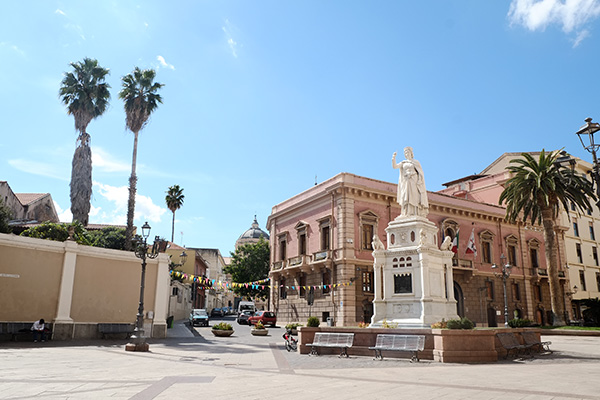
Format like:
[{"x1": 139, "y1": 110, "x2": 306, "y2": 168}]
[
  {"x1": 521, "y1": 331, "x2": 552, "y2": 353},
  {"x1": 98, "y1": 323, "x2": 135, "y2": 339},
  {"x1": 307, "y1": 332, "x2": 354, "y2": 357},
  {"x1": 0, "y1": 322, "x2": 52, "y2": 341},
  {"x1": 369, "y1": 334, "x2": 425, "y2": 362},
  {"x1": 497, "y1": 332, "x2": 529, "y2": 359}
]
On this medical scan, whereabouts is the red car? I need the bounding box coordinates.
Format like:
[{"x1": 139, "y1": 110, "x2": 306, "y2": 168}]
[{"x1": 248, "y1": 311, "x2": 277, "y2": 327}]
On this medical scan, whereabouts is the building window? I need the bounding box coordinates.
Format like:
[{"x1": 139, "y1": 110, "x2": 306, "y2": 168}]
[
  {"x1": 594, "y1": 247, "x2": 599, "y2": 266},
  {"x1": 573, "y1": 220, "x2": 579, "y2": 237},
  {"x1": 580, "y1": 270, "x2": 587, "y2": 291},
  {"x1": 506, "y1": 235, "x2": 518, "y2": 266},
  {"x1": 480, "y1": 231, "x2": 494, "y2": 264},
  {"x1": 319, "y1": 218, "x2": 331, "y2": 251},
  {"x1": 299, "y1": 233, "x2": 306, "y2": 255},
  {"x1": 322, "y1": 269, "x2": 331, "y2": 294},
  {"x1": 299, "y1": 274, "x2": 306, "y2": 297},
  {"x1": 359, "y1": 210, "x2": 379, "y2": 251},
  {"x1": 588, "y1": 207, "x2": 593, "y2": 216},
  {"x1": 485, "y1": 280, "x2": 494, "y2": 300},
  {"x1": 534, "y1": 284, "x2": 542, "y2": 302},
  {"x1": 591, "y1": 222, "x2": 596, "y2": 241},
  {"x1": 362, "y1": 271, "x2": 373, "y2": 293},
  {"x1": 576, "y1": 243, "x2": 583, "y2": 264},
  {"x1": 394, "y1": 274, "x2": 412, "y2": 294},
  {"x1": 278, "y1": 235, "x2": 287, "y2": 261},
  {"x1": 571, "y1": 202, "x2": 576, "y2": 211},
  {"x1": 279, "y1": 278, "x2": 287, "y2": 299},
  {"x1": 512, "y1": 282, "x2": 520, "y2": 301},
  {"x1": 596, "y1": 272, "x2": 600, "y2": 292},
  {"x1": 530, "y1": 248, "x2": 539, "y2": 269}
]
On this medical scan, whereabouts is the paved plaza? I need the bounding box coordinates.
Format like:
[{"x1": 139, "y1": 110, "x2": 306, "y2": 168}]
[{"x1": 1, "y1": 320, "x2": 600, "y2": 400}]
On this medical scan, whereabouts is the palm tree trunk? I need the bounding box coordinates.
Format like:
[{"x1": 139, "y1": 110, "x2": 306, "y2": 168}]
[
  {"x1": 541, "y1": 207, "x2": 566, "y2": 326},
  {"x1": 70, "y1": 134, "x2": 92, "y2": 226},
  {"x1": 125, "y1": 131, "x2": 139, "y2": 251},
  {"x1": 171, "y1": 211, "x2": 175, "y2": 243}
]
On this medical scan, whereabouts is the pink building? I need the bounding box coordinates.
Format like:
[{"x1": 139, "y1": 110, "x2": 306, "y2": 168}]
[{"x1": 267, "y1": 172, "x2": 555, "y2": 327}]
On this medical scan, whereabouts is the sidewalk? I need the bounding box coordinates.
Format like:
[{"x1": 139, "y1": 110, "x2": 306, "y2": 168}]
[{"x1": 1, "y1": 320, "x2": 599, "y2": 399}]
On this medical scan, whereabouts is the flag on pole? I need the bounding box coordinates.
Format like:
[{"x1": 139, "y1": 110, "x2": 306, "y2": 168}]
[
  {"x1": 451, "y1": 229, "x2": 459, "y2": 253},
  {"x1": 466, "y1": 228, "x2": 477, "y2": 257}
]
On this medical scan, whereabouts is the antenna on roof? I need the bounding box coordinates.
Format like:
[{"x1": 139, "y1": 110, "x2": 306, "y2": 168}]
[{"x1": 315, "y1": 175, "x2": 317, "y2": 186}]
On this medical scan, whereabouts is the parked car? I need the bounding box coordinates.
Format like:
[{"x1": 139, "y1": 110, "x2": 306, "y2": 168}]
[
  {"x1": 236, "y1": 310, "x2": 254, "y2": 325},
  {"x1": 211, "y1": 308, "x2": 224, "y2": 317},
  {"x1": 248, "y1": 311, "x2": 277, "y2": 327},
  {"x1": 189, "y1": 309, "x2": 209, "y2": 327}
]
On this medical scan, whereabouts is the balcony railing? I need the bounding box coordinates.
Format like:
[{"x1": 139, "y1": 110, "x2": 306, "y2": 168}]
[{"x1": 312, "y1": 250, "x2": 329, "y2": 262}]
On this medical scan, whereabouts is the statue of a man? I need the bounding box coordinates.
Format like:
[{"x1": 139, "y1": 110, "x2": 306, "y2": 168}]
[{"x1": 392, "y1": 147, "x2": 429, "y2": 217}]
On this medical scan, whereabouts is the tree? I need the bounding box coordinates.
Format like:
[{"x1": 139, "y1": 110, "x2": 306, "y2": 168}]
[
  {"x1": 224, "y1": 239, "x2": 270, "y2": 301},
  {"x1": 499, "y1": 150, "x2": 595, "y2": 326},
  {"x1": 0, "y1": 199, "x2": 12, "y2": 233},
  {"x1": 118, "y1": 67, "x2": 163, "y2": 249},
  {"x1": 165, "y1": 185, "x2": 184, "y2": 243},
  {"x1": 59, "y1": 58, "x2": 111, "y2": 226}
]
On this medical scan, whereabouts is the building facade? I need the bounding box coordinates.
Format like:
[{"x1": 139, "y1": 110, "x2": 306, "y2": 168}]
[{"x1": 267, "y1": 172, "x2": 556, "y2": 327}]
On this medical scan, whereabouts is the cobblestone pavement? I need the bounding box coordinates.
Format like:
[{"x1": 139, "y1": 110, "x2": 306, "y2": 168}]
[{"x1": 1, "y1": 319, "x2": 599, "y2": 400}]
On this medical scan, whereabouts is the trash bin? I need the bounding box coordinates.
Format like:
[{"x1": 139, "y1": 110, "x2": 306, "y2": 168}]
[
  {"x1": 327, "y1": 317, "x2": 334, "y2": 327},
  {"x1": 166, "y1": 316, "x2": 174, "y2": 329}
]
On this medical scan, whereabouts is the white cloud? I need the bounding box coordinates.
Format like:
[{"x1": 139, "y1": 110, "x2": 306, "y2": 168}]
[
  {"x1": 157, "y1": 55, "x2": 175, "y2": 70},
  {"x1": 222, "y1": 19, "x2": 239, "y2": 58},
  {"x1": 93, "y1": 181, "x2": 166, "y2": 225},
  {"x1": 0, "y1": 41, "x2": 25, "y2": 56},
  {"x1": 508, "y1": 0, "x2": 600, "y2": 45},
  {"x1": 8, "y1": 159, "x2": 68, "y2": 181},
  {"x1": 92, "y1": 147, "x2": 130, "y2": 173},
  {"x1": 54, "y1": 201, "x2": 72, "y2": 223},
  {"x1": 55, "y1": 9, "x2": 66, "y2": 17}
]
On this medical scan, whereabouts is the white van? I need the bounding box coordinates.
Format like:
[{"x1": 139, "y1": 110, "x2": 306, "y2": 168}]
[{"x1": 237, "y1": 301, "x2": 256, "y2": 316}]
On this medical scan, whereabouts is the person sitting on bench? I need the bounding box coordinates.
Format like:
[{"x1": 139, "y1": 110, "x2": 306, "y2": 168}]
[{"x1": 31, "y1": 319, "x2": 46, "y2": 342}]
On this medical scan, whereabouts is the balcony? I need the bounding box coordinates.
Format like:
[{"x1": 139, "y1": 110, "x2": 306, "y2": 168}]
[
  {"x1": 272, "y1": 261, "x2": 283, "y2": 271},
  {"x1": 312, "y1": 250, "x2": 330, "y2": 263}
]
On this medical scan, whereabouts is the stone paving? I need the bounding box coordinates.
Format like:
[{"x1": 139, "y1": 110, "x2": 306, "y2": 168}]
[{"x1": 1, "y1": 319, "x2": 600, "y2": 399}]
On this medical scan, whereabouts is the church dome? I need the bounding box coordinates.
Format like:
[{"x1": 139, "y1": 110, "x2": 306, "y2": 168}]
[{"x1": 238, "y1": 216, "x2": 269, "y2": 241}]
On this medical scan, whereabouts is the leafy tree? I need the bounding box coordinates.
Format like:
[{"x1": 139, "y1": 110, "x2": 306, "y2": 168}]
[
  {"x1": 87, "y1": 226, "x2": 126, "y2": 250},
  {"x1": 59, "y1": 58, "x2": 111, "y2": 226},
  {"x1": 499, "y1": 150, "x2": 595, "y2": 326},
  {"x1": 119, "y1": 67, "x2": 163, "y2": 250},
  {"x1": 165, "y1": 185, "x2": 184, "y2": 243},
  {"x1": 581, "y1": 298, "x2": 600, "y2": 326},
  {"x1": 0, "y1": 199, "x2": 12, "y2": 233},
  {"x1": 224, "y1": 238, "x2": 270, "y2": 301}
]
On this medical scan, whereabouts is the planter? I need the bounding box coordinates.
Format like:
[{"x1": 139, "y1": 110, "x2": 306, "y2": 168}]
[
  {"x1": 251, "y1": 329, "x2": 269, "y2": 336},
  {"x1": 211, "y1": 329, "x2": 234, "y2": 337},
  {"x1": 431, "y1": 329, "x2": 498, "y2": 363}
]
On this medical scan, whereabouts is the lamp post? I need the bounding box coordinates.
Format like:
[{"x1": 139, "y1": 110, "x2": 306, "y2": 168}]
[
  {"x1": 575, "y1": 117, "x2": 600, "y2": 207},
  {"x1": 491, "y1": 254, "x2": 512, "y2": 328},
  {"x1": 126, "y1": 222, "x2": 164, "y2": 352}
]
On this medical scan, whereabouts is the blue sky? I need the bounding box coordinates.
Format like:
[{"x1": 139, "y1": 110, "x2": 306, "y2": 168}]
[{"x1": 2, "y1": 1, "x2": 600, "y2": 255}]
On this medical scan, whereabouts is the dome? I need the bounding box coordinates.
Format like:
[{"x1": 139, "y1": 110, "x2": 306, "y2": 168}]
[{"x1": 238, "y1": 216, "x2": 269, "y2": 241}]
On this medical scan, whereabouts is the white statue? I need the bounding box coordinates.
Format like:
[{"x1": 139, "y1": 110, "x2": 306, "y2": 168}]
[
  {"x1": 372, "y1": 234, "x2": 385, "y2": 251},
  {"x1": 392, "y1": 147, "x2": 429, "y2": 217},
  {"x1": 440, "y1": 236, "x2": 452, "y2": 251}
]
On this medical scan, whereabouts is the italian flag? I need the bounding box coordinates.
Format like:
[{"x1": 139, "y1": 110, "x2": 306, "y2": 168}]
[{"x1": 452, "y1": 229, "x2": 459, "y2": 253}]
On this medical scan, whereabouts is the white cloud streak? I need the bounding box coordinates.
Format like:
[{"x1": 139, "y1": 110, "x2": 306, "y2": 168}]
[
  {"x1": 508, "y1": 0, "x2": 600, "y2": 45},
  {"x1": 8, "y1": 159, "x2": 68, "y2": 181},
  {"x1": 93, "y1": 181, "x2": 166, "y2": 224},
  {"x1": 92, "y1": 147, "x2": 130, "y2": 173},
  {"x1": 157, "y1": 55, "x2": 175, "y2": 70},
  {"x1": 222, "y1": 19, "x2": 239, "y2": 58}
]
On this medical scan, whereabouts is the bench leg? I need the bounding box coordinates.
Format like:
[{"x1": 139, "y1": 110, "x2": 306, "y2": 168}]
[
  {"x1": 373, "y1": 349, "x2": 383, "y2": 361},
  {"x1": 410, "y1": 351, "x2": 419, "y2": 363},
  {"x1": 309, "y1": 346, "x2": 319, "y2": 356},
  {"x1": 339, "y1": 347, "x2": 349, "y2": 358}
]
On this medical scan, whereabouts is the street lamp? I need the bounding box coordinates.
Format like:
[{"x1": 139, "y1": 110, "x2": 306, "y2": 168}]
[
  {"x1": 126, "y1": 222, "x2": 164, "y2": 352},
  {"x1": 575, "y1": 117, "x2": 600, "y2": 207},
  {"x1": 491, "y1": 254, "x2": 512, "y2": 328}
]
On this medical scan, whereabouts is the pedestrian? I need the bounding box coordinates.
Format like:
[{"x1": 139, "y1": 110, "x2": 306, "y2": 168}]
[{"x1": 31, "y1": 318, "x2": 46, "y2": 342}]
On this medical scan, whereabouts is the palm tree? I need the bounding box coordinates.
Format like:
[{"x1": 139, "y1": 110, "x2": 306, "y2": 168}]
[
  {"x1": 165, "y1": 185, "x2": 185, "y2": 243},
  {"x1": 59, "y1": 58, "x2": 110, "y2": 226},
  {"x1": 118, "y1": 67, "x2": 163, "y2": 249},
  {"x1": 499, "y1": 150, "x2": 595, "y2": 326}
]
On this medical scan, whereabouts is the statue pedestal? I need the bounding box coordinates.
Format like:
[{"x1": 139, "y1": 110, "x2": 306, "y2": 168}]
[{"x1": 371, "y1": 215, "x2": 458, "y2": 328}]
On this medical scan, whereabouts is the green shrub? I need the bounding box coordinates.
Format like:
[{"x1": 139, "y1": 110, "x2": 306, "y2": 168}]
[
  {"x1": 508, "y1": 318, "x2": 532, "y2": 328},
  {"x1": 307, "y1": 316, "x2": 320, "y2": 327},
  {"x1": 285, "y1": 323, "x2": 302, "y2": 330},
  {"x1": 212, "y1": 322, "x2": 233, "y2": 330},
  {"x1": 446, "y1": 317, "x2": 474, "y2": 330}
]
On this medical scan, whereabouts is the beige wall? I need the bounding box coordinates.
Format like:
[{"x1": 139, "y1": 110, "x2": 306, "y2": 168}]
[{"x1": 0, "y1": 233, "x2": 170, "y2": 339}]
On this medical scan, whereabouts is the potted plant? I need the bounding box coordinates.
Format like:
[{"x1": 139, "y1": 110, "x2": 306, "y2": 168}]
[
  {"x1": 285, "y1": 322, "x2": 302, "y2": 335},
  {"x1": 251, "y1": 320, "x2": 269, "y2": 336},
  {"x1": 211, "y1": 322, "x2": 234, "y2": 337}
]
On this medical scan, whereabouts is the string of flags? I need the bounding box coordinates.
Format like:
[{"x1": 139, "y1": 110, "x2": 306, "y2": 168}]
[{"x1": 169, "y1": 270, "x2": 354, "y2": 291}]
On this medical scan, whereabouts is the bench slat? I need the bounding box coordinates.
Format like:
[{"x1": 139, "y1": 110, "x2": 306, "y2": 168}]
[{"x1": 369, "y1": 334, "x2": 425, "y2": 361}]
